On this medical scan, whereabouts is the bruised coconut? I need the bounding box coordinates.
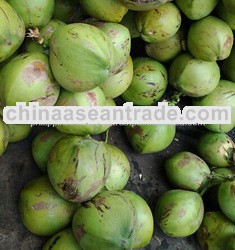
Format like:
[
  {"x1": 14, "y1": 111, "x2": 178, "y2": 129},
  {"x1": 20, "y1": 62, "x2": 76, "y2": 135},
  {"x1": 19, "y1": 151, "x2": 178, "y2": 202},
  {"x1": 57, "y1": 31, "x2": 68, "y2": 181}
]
[
  {"x1": 121, "y1": 57, "x2": 168, "y2": 105},
  {"x1": 0, "y1": 52, "x2": 60, "y2": 107},
  {"x1": 197, "y1": 132, "x2": 235, "y2": 167},
  {"x1": 197, "y1": 211, "x2": 235, "y2": 250},
  {"x1": 165, "y1": 151, "x2": 211, "y2": 192},
  {"x1": 154, "y1": 189, "x2": 204, "y2": 237},
  {"x1": 135, "y1": 3, "x2": 181, "y2": 43},
  {"x1": 47, "y1": 135, "x2": 110, "y2": 203},
  {"x1": 125, "y1": 124, "x2": 176, "y2": 154},
  {"x1": 72, "y1": 190, "x2": 154, "y2": 249},
  {"x1": 18, "y1": 175, "x2": 77, "y2": 236},
  {"x1": 49, "y1": 23, "x2": 116, "y2": 92}
]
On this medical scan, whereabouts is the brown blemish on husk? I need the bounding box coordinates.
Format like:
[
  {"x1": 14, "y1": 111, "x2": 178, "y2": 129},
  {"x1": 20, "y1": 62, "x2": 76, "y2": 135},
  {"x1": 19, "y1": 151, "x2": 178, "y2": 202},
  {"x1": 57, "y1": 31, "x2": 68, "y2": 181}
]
[
  {"x1": 177, "y1": 154, "x2": 191, "y2": 168},
  {"x1": 230, "y1": 185, "x2": 235, "y2": 196},
  {"x1": 127, "y1": 126, "x2": 143, "y2": 140},
  {"x1": 75, "y1": 224, "x2": 86, "y2": 240},
  {"x1": 32, "y1": 201, "x2": 48, "y2": 210},
  {"x1": 178, "y1": 208, "x2": 186, "y2": 217},
  {"x1": 86, "y1": 91, "x2": 97, "y2": 106},
  {"x1": 91, "y1": 196, "x2": 110, "y2": 212},
  {"x1": 22, "y1": 61, "x2": 47, "y2": 84}
]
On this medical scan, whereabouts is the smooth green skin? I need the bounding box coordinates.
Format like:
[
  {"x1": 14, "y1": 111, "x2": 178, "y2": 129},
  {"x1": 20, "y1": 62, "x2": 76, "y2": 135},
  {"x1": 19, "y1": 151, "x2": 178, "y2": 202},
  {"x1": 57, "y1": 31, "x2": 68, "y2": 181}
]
[
  {"x1": 31, "y1": 128, "x2": 65, "y2": 173},
  {"x1": 72, "y1": 190, "x2": 137, "y2": 250},
  {"x1": 55, "y1": 98, "x2": 115, "y2": 136},
  {"x1": 18, "y1": 175, "x2": 77, "y2": 236},
  {"x1": 125, "y1": 124, "x2": 176, "y2": 154},
  {"x1": 197, "y1": 132, "x2": 235, "y2": 167},
  {"x1": 154, "y1": 189, "x2": 204, "y2": 237},
  {"x1": 0, "y1": 0, "x2": 25, "y2": 63},
  {"x1": 53, "y1": 0, "x2": 81, "y2": 23},
  {"x1": 121, "y1": 57, "x2": 168, "y2": 105},
  {"x1": 120, "y1": 10, "x2": 140, "y2": 38},
  {"x1": 80, "y1": 0, "x2": 127, "y2": 22},
  {"x1": 103, "y1": 143, "x2": 130, "y2": 191},
  {"x1": 7, "y1": 0, "x2": 55, "y2": 28},
  {"x1": 145, "y1": 27, "x2": 185, "y2": 63},
  {"x1": 188, "y1": 16, "x2": 234, "y2": 62},
  {"x1": 42, "y1": 228, "x2": 82, "y2": 250},
  {"x1": 8, "y1": 124, "x2": 32, "y2": 143},
  {"x1": 226, "y1": 235, "x2": 235, "y2": 250},
  {"x1": 0, "y1": 52, "x2": 60, "y2": 107},
  {"x1": 101, "y1": 56, "x2": 133, "y2": 99},
  {"x1": 169, "y1": 52, "x2": 220, "y2": 97},
  {"x1": 216, "y1": 1, "x2": 235, "y2": 30},
  {"x1": 222, "y1": 47, "x2": 235, "y2": 82},
  {"x1": 49, "y1": 23, "x2": 116, "y2": 92},
  {"x1": 197, "y1": 211, "x2": 235, "y2": 250},
  {"x1": 0, "y1": 50, "x2": 19, "y2": 69},
  {"x1": 218, "y1": 180, "x2": 235, "y2": 223},
  {"x1": 121, "y1": 190, "x2": 154, "y2": 248},
  {"x1": 165, "y1": 151, "x2": 210, "y2": 192},
  {"x1": 92, "y1": 21, "x2": 131, "y2": 74},
  {"x1": 223, "y1": 0, "x2": 235, "y2": 14},
  {"x1": 0, "y1": 117, "x2": 9, "y2": 156},
  {"x1": 175, "y1": 0, "x2": 219, "y2": 20},
  {"x1": 193, "y1": 80, "x2": 235, "y2": 133},
  {"x1": 54, "y1": 87, "x2": 113, "y2": 136},
  {"x1": 21, "y1": 39, "x2": 49, "y2": 55},
  {"x1": 135, "y1": 3, "x2": 181, "y2": 43},
  {"x1": 40, "y1": 19, "x2": 66, "y2": 47},
  {"x1": 119, "y1": 0, "x2": 172, "y2": 11},
  {"x1": 47, "y1": 135, "x2": 110, "y2": 203}
]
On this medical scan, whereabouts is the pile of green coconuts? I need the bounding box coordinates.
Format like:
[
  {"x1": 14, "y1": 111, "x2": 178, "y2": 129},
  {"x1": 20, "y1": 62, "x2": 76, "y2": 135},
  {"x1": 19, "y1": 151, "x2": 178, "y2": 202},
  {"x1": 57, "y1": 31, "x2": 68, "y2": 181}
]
[{"x1": 0, "y1": 0, "x2": 235, "y2": 249}]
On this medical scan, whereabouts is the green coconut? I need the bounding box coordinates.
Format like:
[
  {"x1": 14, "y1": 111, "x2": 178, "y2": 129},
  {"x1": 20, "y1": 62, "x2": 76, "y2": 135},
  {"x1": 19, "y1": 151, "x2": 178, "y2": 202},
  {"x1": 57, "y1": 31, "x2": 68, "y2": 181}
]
[
  {"x1": 169, "y1": 52, "x2": 220, "y2": 97},
  {"x1": 187, "y1": 15, "x2": 234, "y2": 61},
  {"x1": 49, "y1": 23, "x2": 116, "y2": 92},
  {"x1": 7, "y1": 0, "x2": 55, "y2": 28},
  {"x1": 135, "y1": 2, "x2": 181, "y2": 43},
  {"x1": 0, "y1": 0, "x2": 25, "y2": 63}
]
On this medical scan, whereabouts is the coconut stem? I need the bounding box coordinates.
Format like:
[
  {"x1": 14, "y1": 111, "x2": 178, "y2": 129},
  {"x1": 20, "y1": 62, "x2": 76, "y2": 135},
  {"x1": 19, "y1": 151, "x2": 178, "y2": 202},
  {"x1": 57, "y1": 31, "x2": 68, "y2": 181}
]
[
  {"x1": 105, "y1": 129, "x2": 110, "y2": 143},
  {"x1": 199, "y1": 171, "x2": 235, "y2": 196},
  {"x1": 164, "y1": 91, "x2": 182, "y2": 106}
]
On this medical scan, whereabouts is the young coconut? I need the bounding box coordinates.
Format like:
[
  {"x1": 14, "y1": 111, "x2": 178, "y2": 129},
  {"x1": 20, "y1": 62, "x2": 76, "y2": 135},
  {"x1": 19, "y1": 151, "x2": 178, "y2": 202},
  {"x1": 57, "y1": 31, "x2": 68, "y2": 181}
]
[
  {"x1": 125, "y1": 124, "x2": 176, "y2": 154},
  {"x1": 18, "y1": 175, "x2": 77, "y2": 236},
  {"x1": 154, "y1": 189, "x2": 204, "y2": 237},
  {"x1": 72, "y1": 190, "x2": 154, "y2": 249},
  {"x1": 197, "y1": 132, "x2": 235, "y2": 167},
  {"x1": 47, "y1": 135, "x2": 111, "y2": 203},
  {"x1": 187, "y1": 16, "x2": 234, "y2": 62},
  {"x1": 135, "y1": 3, "x2": 181, "y2": 43},
  {"x1": 165, "y1": 151, "x2": 211, "y2": 192},
  {"x1": 197, "y1": 211, "x2": 235, "y2": 250},
  {"x1": 31, "y1": 127, "x2": 65, "y2": 173},
  {"x1": 42, "y1": 228, "x2": 82, "y2": 250},
  {"x1": 121, "y1": 57, "x2": 168, "y2": 105},
  {"x1": 193, "y1": 80, "x2": 235, "y2": 133},
  {"x1": 0, "y1": 0, "x2": 25, "y2": 63}
]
